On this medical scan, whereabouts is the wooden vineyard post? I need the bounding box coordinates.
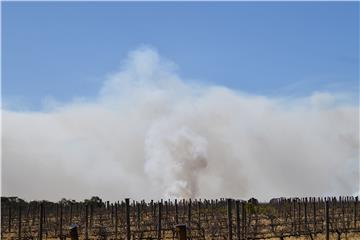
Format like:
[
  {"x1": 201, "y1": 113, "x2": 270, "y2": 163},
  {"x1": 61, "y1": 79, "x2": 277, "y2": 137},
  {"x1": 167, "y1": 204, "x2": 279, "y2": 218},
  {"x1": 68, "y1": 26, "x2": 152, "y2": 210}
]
[
  {"x1": 341, "y1": 197, "x2": 345, "y2": 230},
  {"x1": 114, "y1": 203, "x2": 118, "y2": 240},
  {"x1": 204, "y1": 200, "x2": 208, "y2": 222},
  {"x1": 312, "y1": 198, "x2": 317, "y2": 234},
  {"x1": 8, "y1": 203, "x2": 12, "y2": 233},
  {"x1": 297, "y1": 200, "x2": 301, "y2": 234},
  {"x1": 150, "y1": 200, "x2": 154, "y2": 222},
  {"x1": 0, "y1": 205, "x2": 3, "y2": 239},
  {"x1": 137, "y1": 203, "x2": 141, "y2": 230},
  {"x1": 165, "y1": 201, "x2": 169, "y2": 228},
  {"x1": 320, "y1": 198, "x2": 324, "y2": 232},
  {"x1": 355, "y1": 196, "x2": 358, "y2": 229},
  {"x1": 125, "y1": 198, "x2": 131, "y2": 240},
  {"x1": 153, "y1": 200, "x2": 157, "y2": 223},
  {"x1": 292, "y1": 199, "x2": 296, "y2": 234},
  {"x1": 85, "y1": 204, "x2": 89, "y2": 240},
  {"x1": 32, "y1": 203, "x2": 36, "y2": 227},
  {"x1": 90, "y1": 204, "x2": 94, "y2": 230},
  {"x1": 43, "y1": 202, "x2": 46, "y2": 228},
  {"x1": 18, "y1": 205, "x2": 22, "y2": 240},
  {"x1": 187, "y1": 199, "x2": 192, "y2": 226},
  {"x1": 111, "y1": 204, "x2": 114, "y2": 225},
  {"x1": 175, "y1": 199, "x2": 179, "y2": 224},
  {"x1": 346, "y1": 197, "x2": 351, "y2": 229},
  {"x1": 107, "y1": 202, "x2": 110, "y2": 220},
  {"x1": 331, "y1": 198, "x2": 335, "y2": 230},
  {"x1": 254, "y1": 202, "x2": 258, "y2": 237},
  {"x1": 76, "y1": 203, "x2": 79, "y2": 217},
  {"x1": 55, "y1": 204, "x2": 59, "y2": 236},
  {"x1": 241, "y1": 202, "x2": 246, "y2": 240},
  {"x1": 236, "y1": 200, "x2": 240, "y2": 240},
  {"x1": 197, "y1": 200, "x2": 201, "y2": 227},
  {"x1": 227, "y1": 199, "x2": 233, "y2": 240},
  {"x1": 25, "y1": 204, "x2": 30, "y2": 227},
  {"x1": 325, "y1": 200, "x2": 329, "y2": 240},
  {"x1": 157, "y1": 202, "x2": 162, "y2": 240},
  {"x1": 304, "y1": 198, "x2": 308, "y2": 230},
  {"x1": 69, "y1": 203, "x2": 73, "y2": 225},
  {"x1": 187, "y1": 199, "x2": 192, "y2": 237},
  {"x1": 39, "y1": 202, "x2": 44, "y2": 240},
  {"x1": 44, "y1": 203, "x2": 47, "y2": 238},
  {"x1": 60, "y1": 203, "x2": 63, "y2": 240},
  {"x1": 182, "y1": 199, "x2": 186, "y2": 221}
]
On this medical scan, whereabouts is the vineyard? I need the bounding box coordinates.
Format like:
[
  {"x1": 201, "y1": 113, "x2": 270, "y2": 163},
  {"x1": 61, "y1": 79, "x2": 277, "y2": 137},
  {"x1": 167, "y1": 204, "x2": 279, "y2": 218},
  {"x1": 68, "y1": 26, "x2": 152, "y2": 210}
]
[{"x1": 1, "y1": 196, "x2": 359, "y2": 240}]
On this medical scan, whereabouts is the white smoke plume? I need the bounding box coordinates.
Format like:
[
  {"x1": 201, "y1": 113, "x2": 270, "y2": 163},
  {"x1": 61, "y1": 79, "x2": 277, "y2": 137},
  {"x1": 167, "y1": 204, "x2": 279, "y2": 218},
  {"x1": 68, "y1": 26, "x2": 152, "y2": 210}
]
[
  {"x1": 2, "y1": 47, "x2": 359, "y2": 201},
  {"x1": 145, "y1": 125, "x2": 208, "y2": 199}
]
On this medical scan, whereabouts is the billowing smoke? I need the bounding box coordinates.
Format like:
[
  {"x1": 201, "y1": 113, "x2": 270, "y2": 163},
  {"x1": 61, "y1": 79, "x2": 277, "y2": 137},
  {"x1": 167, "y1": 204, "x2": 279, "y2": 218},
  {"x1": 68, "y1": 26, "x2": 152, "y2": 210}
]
[
  {"x1": 2, "y1": 47, "x2": 359, "y2": 201},
  {"x1": 145, "y1": 125, "x2": 208, "y2": 199}
]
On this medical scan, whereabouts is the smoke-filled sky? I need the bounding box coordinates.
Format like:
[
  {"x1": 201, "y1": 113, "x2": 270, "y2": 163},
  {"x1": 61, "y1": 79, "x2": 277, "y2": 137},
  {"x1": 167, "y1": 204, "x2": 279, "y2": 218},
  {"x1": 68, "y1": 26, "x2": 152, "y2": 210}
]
[
  {"x1": 2, "y1": 2, "x2": 359, "y2": 201},
  {"x1": 3, "y1": 47, "x2": 359, "y2": 201}
]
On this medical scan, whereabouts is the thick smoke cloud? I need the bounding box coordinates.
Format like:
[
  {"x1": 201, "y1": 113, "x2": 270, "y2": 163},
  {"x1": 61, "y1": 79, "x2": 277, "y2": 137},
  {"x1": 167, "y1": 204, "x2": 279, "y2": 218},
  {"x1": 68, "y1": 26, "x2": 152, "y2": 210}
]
[{"x1": 2, "y1": 47, "x2": 359, "y2": 201}]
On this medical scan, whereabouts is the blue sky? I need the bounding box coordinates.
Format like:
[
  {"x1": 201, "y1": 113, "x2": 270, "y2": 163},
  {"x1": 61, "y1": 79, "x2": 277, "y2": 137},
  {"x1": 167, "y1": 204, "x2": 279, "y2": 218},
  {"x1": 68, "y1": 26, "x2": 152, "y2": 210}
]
[{"x1": 3, "y1": 2, "x2": 359, "y2": 110}]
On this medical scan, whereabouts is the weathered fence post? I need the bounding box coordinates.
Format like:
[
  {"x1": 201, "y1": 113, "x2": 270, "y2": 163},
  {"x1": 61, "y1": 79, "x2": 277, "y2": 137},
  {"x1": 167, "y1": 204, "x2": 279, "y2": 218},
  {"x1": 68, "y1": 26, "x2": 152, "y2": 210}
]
[
  {"x1": 44, "y1": 203, "x2": 48, "y2": 238},
  {"x1": 227, "y1": 199, "x2": 233, "y2": 240},
  {"x1": 85, "y1": 204, "x2": 89, "y2": 240},
  {"x1": 125, "y1": 198, "x2": 131, "y2": 240},
  {"x1": 150, "y1": 200, "x2": 154, "y2": 220},
  {"x1": 292, "y1": 199, "x2": 296, "y2": 234},
  {"x1": 197, "y1": 200, "x2": 201, "y2": 227},
  {"x1": 114, "y1": 203, "x2": 118, "y2": 240},
  {"x1": 355, "y1": 196, "x2": 358, "y2": 229},
  {"x1": 111, "y1": 204, "x2": 114, "y2": 225},
  {"x1": 341, "y1": 197, "x2": 346, "y2": 230},
  {"x1": 157, "y1": 202, "x2": 162, "y2": 240},
  {"x1": 165, "y1": 201, "x2": 169, "y2": 227},
  {"x1": 26, "y1": 203, "x2": 31, "y2": 223},
  {"x1": 55, "y1": 204, "x2": 59, "y2": 235},
  {"x1": 18, "y1": 205, "x2": 22, "y2": 240},
  {"x1": 8, "y1": 203, "x2": 12, "y2": 233},
  {"x1": 69, "y1": 203, "x2": 73, "y2": 225},
  {"x1": 39, "y1": 202, "x2": 44, "y2": 240},
  {"x1": 187, "y1": 199, "x2": 192, "y2": 226},
  {"x1": 297, "y1": 200, "x2": 301, "y2": 233},
  {"x1": 59, "y1": 203, "x2": 63, "y2": 240},
  {"x1": 137, "y1": 203, "x2": 141, "y2": 230},
  {"x1": 175, "y1": 199, "x2": 179, "y2": 224},
  {"x1": 236, "y1": 200, "x2": 241, "y2": 240},
  {"x1": 90, "y1": 204, "x2": 94, "y2": 230},
  {"x1": 304, "y1": 197, "x2": 308, "y2": 230},
  {"x1": 0, "y1": 205, "x2": 3, "y2": 239},
  {"x1": 325, "y1": 200, "x2": 329, "y2": 240},
  {"x1": 312, "y1": 198, "x2": 317, "y2": 234},
  {"x1": 32, "y1": 203, "x2": 36, "y2": 226},
  {"x1": 241, "y1": 202, "x2": 246, "y2": 240}
]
